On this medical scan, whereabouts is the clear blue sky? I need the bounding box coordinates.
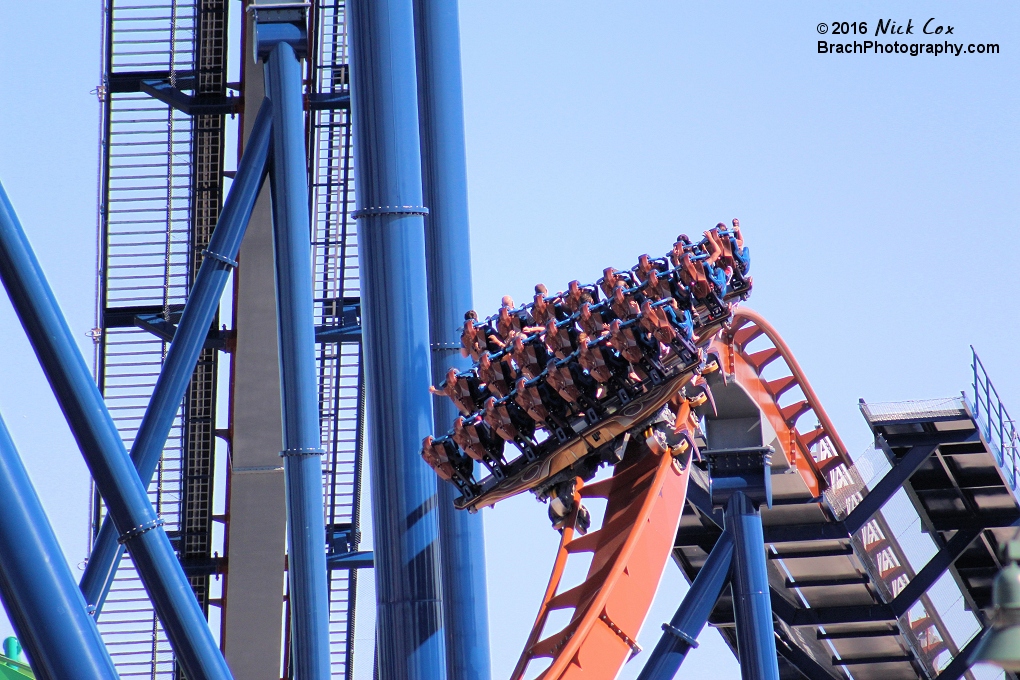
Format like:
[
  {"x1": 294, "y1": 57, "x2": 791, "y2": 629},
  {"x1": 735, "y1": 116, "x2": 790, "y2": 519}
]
[{"x1": 1, "y1": 2, "x2": 1018, "y2": 679}]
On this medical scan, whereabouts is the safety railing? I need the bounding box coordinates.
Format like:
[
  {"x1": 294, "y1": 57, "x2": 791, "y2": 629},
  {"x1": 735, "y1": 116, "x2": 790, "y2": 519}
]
[{"x1": 971, "y1": 346, "x2": 1019, "y2": 491}]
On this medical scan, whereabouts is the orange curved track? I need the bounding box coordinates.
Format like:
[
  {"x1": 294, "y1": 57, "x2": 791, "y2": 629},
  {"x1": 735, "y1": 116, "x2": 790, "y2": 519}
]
[
  {"x1": 712, "y1": 307, "x2": 853, "y2": 493},
  {"x1": 511, "y1": 416, "x2": 695, "y2": 680},
  {"x1": 510, "y1": 307, "x2": 860, "y2": 680}
]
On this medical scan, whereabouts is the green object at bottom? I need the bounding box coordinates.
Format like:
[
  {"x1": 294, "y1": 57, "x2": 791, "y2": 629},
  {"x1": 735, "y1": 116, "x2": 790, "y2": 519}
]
[{"x1": 0, "y1": 658, "x2": 32, "y2": 679}]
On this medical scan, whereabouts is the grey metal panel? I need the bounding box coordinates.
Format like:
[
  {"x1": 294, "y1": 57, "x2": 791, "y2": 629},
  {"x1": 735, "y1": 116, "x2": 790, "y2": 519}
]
[
  {"x1": 222, "y1": 19, "x2": 288, "y2": 678},
  {"x1": 222, "y1": 469, "x2": 287, "y2": 679}
]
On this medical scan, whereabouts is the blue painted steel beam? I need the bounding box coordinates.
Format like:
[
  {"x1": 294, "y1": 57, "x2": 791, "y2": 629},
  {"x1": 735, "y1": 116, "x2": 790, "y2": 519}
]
[
  {"x1": 307, "y1": 92, "x2": 350, "y2": 110},
  {"x1": 705, "y1": 448, "x2": 778, "y2": 679},
  {"x1": 637, "y1": 531, "x2": 734, "y2": 680},
  {"x1": 79, "y1": 98, "x2": 273, "y2": 616},
  {"x1": 140, "y1": 79, "x2": 241, "y2": 115},
  {"x1": 264, "y1": 38, "x2": 332, "y2": 680},
  {"x1": 843, "y1": 443, "x2": 935, "y2": 535},
  {"x1": 411, "y1": 0, "x2": 490, "y2": 678},
  {"x1": 314, "y1": 323, "x2": 361, "y2": 343},
  {"x1": 878, "y1": 430, "x2": 980, "y2": 448},
  {"x1": 108, "y1": 70, "x2": 197, "y2": 93},
  {"x1": 769, "y1": 597, "x2": 895, "y2": 627},
  {"x1": 348, "y1": 0, "x2": 448, "y2": 676},
  {"x1": 0, "y1": 181, "x2": 233, "y2": 680},
  {"x1": 727, "y1": 492, "x2": 780, "y2": 680},
  {"x1": 760, "y1": 523, "x2": 849, "y2": 543},
  {"x1": 129, "y1": 316, "x2": 359, "y2": 345},
  {"x1": 0, "y1": 413, "x2": 119, "y2": 680},
  {"x1": 890, "y1": 526, "x2": 980, "y2": 617}
]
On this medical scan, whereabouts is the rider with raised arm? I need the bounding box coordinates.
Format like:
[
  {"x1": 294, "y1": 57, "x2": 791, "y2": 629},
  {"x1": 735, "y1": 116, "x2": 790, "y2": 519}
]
[{"x1": 429, "y1": 366, "x2": 488, "y2": 416}]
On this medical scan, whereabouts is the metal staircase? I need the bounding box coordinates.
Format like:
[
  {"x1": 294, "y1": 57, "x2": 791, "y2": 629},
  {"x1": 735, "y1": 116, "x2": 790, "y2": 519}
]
[
  {"x1": 307, "y1": 2, "x2": 365, "y2": 677},
  {"x1": 93, "y1": 0, "x2": 232, "y2": 672},
  {"x1": 92, "y1": 0, "x2": 365, "y2": 677},
  {"x1": 92, "y1": 1, "x2": 200, "y2": 676}
]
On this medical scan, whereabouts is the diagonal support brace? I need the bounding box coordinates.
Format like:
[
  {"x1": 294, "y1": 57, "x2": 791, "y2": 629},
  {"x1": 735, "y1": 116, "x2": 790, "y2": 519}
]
[
  {"x1": 637, "y1": 531, "x2": 735, "y2": 680},
  {"x1": 79, "y1": 98, "x2": 273, "y2": 617},
  {"x1": 0, "y1": 180, "x2": 235, "y2": 679}
]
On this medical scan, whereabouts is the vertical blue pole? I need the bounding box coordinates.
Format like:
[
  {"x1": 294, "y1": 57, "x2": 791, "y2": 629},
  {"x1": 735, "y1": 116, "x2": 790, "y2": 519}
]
[
  {"x1": 264, "y1": 42, "x2": 332, "y2": 680},
  {"x1": 410, "y1": 1, "x2": 490, "y2": 679},
  {"x1": 348, "y1": 0, "x2": 448, "y2": 677},
  {"x1": 0, "y1": 180, "x2": 234, "y2": 680},
  {"x1": 726, "y1": 492, "x2": 780, "y2": 680},
  {"x1": 636, "y1": 531, "x2": 734, "y2": 680},
  {"x1": 0, "y1": 413, "x2": 119, "y2": 680},
  {"x1": 80, "y1": 99, "x2": 273, "y2": 614}
]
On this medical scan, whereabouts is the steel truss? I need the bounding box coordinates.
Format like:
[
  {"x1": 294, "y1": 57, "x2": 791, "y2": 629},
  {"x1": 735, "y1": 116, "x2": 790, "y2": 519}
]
[
  {"x1": 91, "y1": 0, "x2": 365, "y2": 677},
  {"x1": 93, "y1": 1, "x2": 213, "y2": 676}
]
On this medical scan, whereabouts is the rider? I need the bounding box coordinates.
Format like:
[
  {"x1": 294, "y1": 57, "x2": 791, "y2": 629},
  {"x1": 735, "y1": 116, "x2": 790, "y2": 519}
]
[
  {"x1": 460, "y1": 310, "x2": 504, "y2": 360},
  {"x1": 544, "y1": 319, "x2": 576, "y2": 361},
  {"x1": 477, "y1": 351, "x2": 516, "y2": 399},
  {"x1": 429, "y1": 366, "x2": 487, "y2": 416}
]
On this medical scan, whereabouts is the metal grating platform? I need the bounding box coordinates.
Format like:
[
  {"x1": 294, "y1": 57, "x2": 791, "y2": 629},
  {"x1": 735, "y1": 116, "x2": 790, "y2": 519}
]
[{"x1": 851, "y1": 350, "x2": 1018, "y2": 680}]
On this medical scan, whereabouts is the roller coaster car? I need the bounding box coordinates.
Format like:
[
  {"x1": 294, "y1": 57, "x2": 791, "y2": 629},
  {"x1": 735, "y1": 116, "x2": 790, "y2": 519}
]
[
  {"x1": 458, "y1": 365, "x2": 714, "y2": 512},
  {"x1": 423, "y1": 224, "x2": 752, "y2": 514}
]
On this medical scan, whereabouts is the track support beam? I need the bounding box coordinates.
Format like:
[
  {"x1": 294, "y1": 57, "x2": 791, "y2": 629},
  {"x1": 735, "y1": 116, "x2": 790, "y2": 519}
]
[
  {"x1": 348, "y1": 0, "x2": 448, "y2": 676},
  {"x1": 254, "y1": 7, "x2": 333, "y2": 677},
  {"x1": 0, "y1": 181, "x2": 234, "y2": 680},
  {"x1": 0, "y1": 413, "x2": 119, "y2": 680},
  {"x1": 412, "y1": 0, "x2": 490, "y2": 677},
  {"x1": 637, "y1": 531, "x2": 734, "y2": 680},
  {"x1": 727, "y1": 492, "x2": 780, "y2": 680},
  {"x1": 708, "y1": 447, "x2": 780, "y2": 680}
]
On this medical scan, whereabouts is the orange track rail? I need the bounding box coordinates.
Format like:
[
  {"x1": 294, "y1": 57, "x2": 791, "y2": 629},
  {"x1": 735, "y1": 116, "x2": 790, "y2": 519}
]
[
  {"x1": 511, "y1": 422, "x2": 693, "y2": 680},
  {"x1": 511, "y1": 308, "x2": 852, "y2": 680},
  {"x1": 711, "y1": 308, "x2": 853, "y2": 495}
]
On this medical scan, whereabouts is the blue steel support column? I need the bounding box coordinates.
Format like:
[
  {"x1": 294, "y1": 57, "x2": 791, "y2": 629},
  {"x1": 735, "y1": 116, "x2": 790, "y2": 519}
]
[
  {"x1": 0, "y1": 413, "x2": 119, "y2": 680},
  {"x1": 637, "y1": 531, "x2": 735, "y2": 680},
  {"x1": 411, "y1": 1, "x2": 490, "y2": 678},
  {"x1": 727, "y1": 492, "x2": 779, "y2": 680},
  {"x1": 348, "y1": 0, "x2": 448, "y2": 677},
  {"x1": 80, "y1": 99, "x2": 273, "y2": 614},
  {"x1": 0, "y1": 181, "x2": 234, "y2": 680},
  {"x1": 707, "y1": 448, "x2": 778, "y2": 680},
  {"x1": 264, "y1": 38, "x2": 331, "y2": 680}
]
